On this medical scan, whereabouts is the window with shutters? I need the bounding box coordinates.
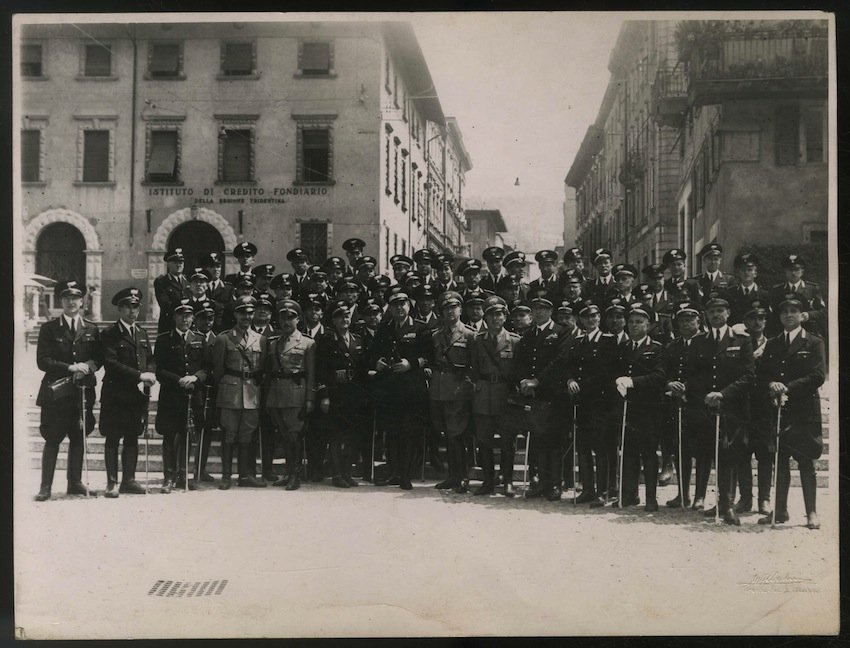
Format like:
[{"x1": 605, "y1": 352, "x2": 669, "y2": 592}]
[
  {"x1": 401, "y1": 149, "x2": 408, "y2": 212},
  {"x1": 802, "y1": 106, "x2": 825, "y2": 164},
  {"x1": 83, "y1": 131, "x2": 109, "y2": 182},
  {"x1": 21, "y1": 129, "x2": 41, "y2": 183},
  {"x1": 298, "y1": 221, "x2": 330, "y2": 264},
  {"x1": 146, "y1": 130, "x2": 180, "y2": 183},
  {"x1": 83, "y1": 43, "x2": 112, "y2": 77},
  {"x1": 21, "y1": 43, "x2": 44, "y2": 78},
  {"x1": 293, "y1": 114, "x2": 336, "y2": 184},
  {"x1": 74, "y1": 116, "x2": 116, "y2": 185},
  {"x1": 384, "y1": 124, "x2": 392, "y2": 196},
  {"x1": 297, "y1": 41, "x2": 334, "y2": 77},
  {"x1": 147, "y1": 42, "x2": 184, "y2": 79},
  {"x1": 774, "y1": 105, "x2": 800, "y2": 166},
  {"x1": 393, "y1": 136, "x2": 400, "y2": 203},
  {"x1": 220, "y1": 41, "x2": 258, "y2": 78}
]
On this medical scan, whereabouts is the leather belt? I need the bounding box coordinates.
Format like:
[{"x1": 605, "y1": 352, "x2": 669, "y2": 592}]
[
  {"x1": 272, "y1": 370, "x2": 304, "y2": 381},
  {"x1": 225, "y1": 369, "x2": 257, "y2": 379}
]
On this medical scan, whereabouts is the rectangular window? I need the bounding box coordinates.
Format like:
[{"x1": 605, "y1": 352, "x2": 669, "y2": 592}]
[
  {"x1": 147, "y1": 130, "x2": 179, "y2": 182},
  {"x1": 384, "y1": 225, "x2": 390, "y2": 267},
  {"x1": 149, "y1": 43, "x2": 181, "y2": 78},
  {"x1": 222, "y1": 42, "x2": 253, "y2": 76},
  {"x1": 301, "y1": 129, "x2": 330, "y2": 182},
  {"x1": 222, "y1": 129, "x2": 252, "y2": 182},
  {"x1": 401, "y1": 151, "x2": 408, "y2": 212},
  {"x1": 775, "y1": 106, "x2": 800, "y2": 166},
  {"x1": 384, "y1": 132, "x2": 392, "y2": 195},
  {"x1": 299, "y1": 222, "x2": 329, "y2": 264},
  {"x1": 22, "y1": 44, "x2": 42, "y2": 77},
  {"x1": 83, "y1": 130, "x2": 109, "y2": 182},
  {"x1": 803, "y1": 108, "x2": 824, "y2": 163},
  {"x1": 693, "y1": 150, "x2": 704, "y2": 211},
  {"x1": 394, "y1": 233, "x2": 398, "y2": 254},
  {"x1": 84, "y1": 44, "x2": 111, "y2": 77},
  {"x1": 300, "y1": 42, "x2": 331, "y2": 75},
  {"x1": 21, "y1": 129, "x2": 40, "y2": 182}
]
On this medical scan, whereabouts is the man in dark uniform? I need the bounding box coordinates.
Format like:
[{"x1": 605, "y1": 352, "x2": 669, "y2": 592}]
[
  {"x1": 642, "y1": 263, "x2": 675, "y2": 339},
  {"x1": 389, "y1": 254, "x2": 414, "y2": 287},
  {"x1": 727, "y1": 253, "x2": 770, "y2": 327},
  {"x1": 603, "y1": 299, "x2": 630, "y2": 345},
  {"x1": 367, "y1": 274, "x2": 391, "y2": 307},
  {"x1": 542, "y1": 301, "x2": 615, "y2": 506},
  {"x1": 316, "y1": 300, "x2": 369, "y2": 487},
  {"x1": 414, "y1": 283, "x2": 441, "y2": 331},
  {"x1": 612, "y1": 263, "x2": 641, "y2": 306},
  {"x1": 684, "y1": 295, "x2": 755, "y2": 524},
  {"x1": 479, "y1": 246, "x2": 507, "y2": 293},
  {"x1": 583, "y1": 248, "x2": 616, "y2": 303},
  {"x1": 508, "y1": 296, "x2": 568, "y2": 501},
  {"x1": 527, "y1": 250, "x2": 562, "y2": 303},
  {"x1": 734, "y1": 300, "x2": 773, "y2": 515},
  {"x1": 287, "y1": 248, "x2": 311, "y2": 298},
  {"x1": 434, "y1": 253, "x2": 459, "y2": 294},
  {"x1": 251, "y1": 293, "x2": 280, "y2": 481},
  {"x1": 298, "y1": 292, "x2": 328, "y2": 481},
  {"x1": 251, "y1": 263, "x2": 276, "y2": 299},
  {"x1": 663, "y1": 248, "x2": 700, "y2": 303},
  {"x1": 342, "y1": 237, "x2": 366, "y2": 277},
  {"x1": 35, "y1": 281, "x2": 102, "y2": 501},
  {"x1": 201, "y1": 252, "x2": 231, "y2": 333},
  {"x1": 155, "y1": 299, "x2": 208, "y2": 492},
  {"x1": 427, "y1": 291, "x2": 476, "y2": 493},
  {"x1": 768, "y1": 254, "x2": 826, "y2": 340},
  {"x1": 509, "y1": 302, "x2": 533, "y2": 336},
  {"x1": 463, "y1": 293, "x2": 488, "y2": 333},
  {"x1": 154, "y1": 248, "x2": 187, "y2": 333},
  {"x1": 457, "y1": 258, "x2": 493, "y2": 303},
  {"x1": 299, "y1": 292, "x2": 327, "y2": 340},
  {"x1": 695, "y1": 243, "x2": 734, "y2": 302},
  {"x1": 661, "y1": 301, "x2": 703, "y2": 509},
  {"x1": 497, "y1": 274, "x2": 523, "y2": 315},
  {"x1": 224, "y1": 241, "x2": 258, "y2": 285},
  {"x1": 351, "y1": 298, "x2": 384, "y2": 480},
  {"x1": 185, "y1": 267, "x2": 210, "y2": 311},
  {"x1": 265, "y1": 299, "x2": 316, "y2": 490},
  {"x1": 324, "y1": 256, "x2": 347, "y2": 291},
  {"x1": 470, "y1": 296, "x2": 521, "y2": 495},
  {"x1": 413, "y1": 248, "x2": 436, "y2": 281},
  {"x1": 369, "y1": 292, "x2": 429, "y2": 490},
  {"x1": 754, "y1": 295, "x2": 826, "y2": 529},
  {"x1": 560, "y1": 246, "x2": 587, "y2": 284},
  {"x1": 611, "y1": 303, "x2": 666, "y2": 511},
  {"x1": 191, "y1": 300, "x2": 218, "y2": 483},
  {"x1": 100, "y1": 287, "x2": 157, "y2": 497},
  {"x1": 212, "y1": 295, "x2": 268, "y2": 489},
  {"x1": 559, "y1": 271, "x2": 585, "y2": 326},
  {"x1": 502, "y1": 251, "x2": 529, "y2": 302},
  {"x1": 270, "y1": 273, "x2": 295, "y2": 304},
  {"x1": 353, "y1": 256, "x2": 378, "y2": 295}
]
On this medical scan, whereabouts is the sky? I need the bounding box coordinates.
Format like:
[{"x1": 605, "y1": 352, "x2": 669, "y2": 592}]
[{"x1": 411, "y1": 12, "x2": 624, "y2": 252}]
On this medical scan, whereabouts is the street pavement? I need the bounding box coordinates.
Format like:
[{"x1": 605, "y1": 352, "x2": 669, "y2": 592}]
[{"x1": 13, "y1": 345, "x2": 840, "y2": 638}]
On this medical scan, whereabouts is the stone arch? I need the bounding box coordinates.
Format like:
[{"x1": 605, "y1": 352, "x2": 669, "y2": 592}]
[
  {"x1": 23, "y1": 208, "x2": 103, "y2": 320},
  {"x1": 147, "y1": 207, "x2": 239, "y2": 320}
]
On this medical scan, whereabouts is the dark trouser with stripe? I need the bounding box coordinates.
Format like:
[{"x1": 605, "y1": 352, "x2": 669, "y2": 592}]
[
  {"x1": 775, "y1": 451, "x2": 817, "y2": 516},
  {"x1": 39, "y1": 393, "x2": 96, "y2": 488}
]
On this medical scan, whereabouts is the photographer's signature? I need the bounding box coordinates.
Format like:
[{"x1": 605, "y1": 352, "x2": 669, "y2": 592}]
[{"x1": 737, "y1": 573, "x2": 818, "y2": 593}]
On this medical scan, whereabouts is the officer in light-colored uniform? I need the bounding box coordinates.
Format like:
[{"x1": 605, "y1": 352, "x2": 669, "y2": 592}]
[{"x1": 212, "y1": 295, "x2": 268, "y2": 489}]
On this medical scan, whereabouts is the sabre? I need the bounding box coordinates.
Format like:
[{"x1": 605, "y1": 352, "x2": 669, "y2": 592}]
[
  {"x1": 79, "y1": 385, "x2": 91, "y2": 497},
  {"x1": 771, "y1": 399, "x2": 783, "y2": 528},
  {"x1": 370, "y1": 412, "x2": 377, "y2": 483},
  {"x1": 618, "y1": 399, "x2": 628, "y2": 509},
  {"x1": 185, "y1": 391, "x2": 196, "y2": 493},
  {"x1": 522, "y1": 430, "x2": 531, "y2": 494},
  {"x1": 141, "y1": 385, "x2": 151, "y2": 494},
  {"x1": 572, "y1": 402, "x2": 578, "y2": 505},
  {"x1": 677, "y1": 405, "x2": 685, "y2": 510},
  {"x1": 195, "y1": 384, "x2": 211, "y2": 481},
  {"x1": 714, "y1": 412, "x2": 721, "y2": 525}
]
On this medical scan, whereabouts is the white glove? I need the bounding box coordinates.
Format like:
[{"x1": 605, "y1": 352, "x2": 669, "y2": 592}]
[{"x1": 615, "y1": 376, "x2": 633, "y2": 398}]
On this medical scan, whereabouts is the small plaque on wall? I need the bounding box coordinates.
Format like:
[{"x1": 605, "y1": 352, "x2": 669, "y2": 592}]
[{"x1": 130, "y1": 269, "x2": 148, "y2": 279}]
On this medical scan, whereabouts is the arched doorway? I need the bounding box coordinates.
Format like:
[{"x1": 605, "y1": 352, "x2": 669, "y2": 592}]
[
  {"x1": 36, "y1": 222, "x2": 86, "y2": 283},
  {"x1": 168, "y1": 220, "x2": 225, "y2": 270}
]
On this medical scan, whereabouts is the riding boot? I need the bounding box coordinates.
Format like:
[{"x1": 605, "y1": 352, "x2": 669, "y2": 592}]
[
  {"x1": 104, "y1": 445, "x2": 120, "y2": 498},
  {"x1": 695, "y1": 456, "x2": 711, "y2": 501},
  {"x1": 775, "y1": 454, "x2": 790, "y2": 514},
  {"x1": 119, "y1": 443, "x2": 146, "y2": 493},
  {"x1": 286, "y1": 441, "x2": 302, "y2": 490},
  {"x1": 800, "y1": 459, "x2": 817, "y2": 515},
  {"x1": 330, "y1": 441, "x2": 348, "y2": 488},
  {"x1": 397, "y1": 434, "x2": 413, "y2": 489},
  {"x1": 66, "y1": 437, "x2": 84, "y2": 486},
  {"x1": 218, "y1": 442, "x2": 233, "y2": 489},
  {"x1": 341, "y1": 442, "x2": 359, "y2": 486},
  {"x1": 238, "y1": 443, "x2": 267, "y2": 487},
  {"x1": 500, "y1": 436, "x2": 516, "y2": 486},
  {"x1": 737, "y1": 452, "x2": 754, "y2": 503},
  {"x1": 643, "y1": 447, "x2": 658, "y2": 505},
  {"x1": 161, "y1": 435, "x2": 175, "y2": 485},
  {"x1": 474, "y1": 447, "x2": 495, "y2": 495},
  {"x1": 577, "y1": 451, "x2": 595, "y2": 497},
  {"x1": 757, "y1": 456, "x2": 773, "y2": 505},
  {"x1": 36, "y1": 442, "x2": 60, "y2": 500}
]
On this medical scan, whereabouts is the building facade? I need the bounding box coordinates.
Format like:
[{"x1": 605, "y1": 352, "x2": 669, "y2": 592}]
[
  {"x1": 566, "y1": 19, "x2": 829, "y2": 280},
  {"x1": 19, "y1": 20, "x2": 470, "y2": 321},
  {"x1": 463, "y1": 209, "x2": 507, "y2": 260}
]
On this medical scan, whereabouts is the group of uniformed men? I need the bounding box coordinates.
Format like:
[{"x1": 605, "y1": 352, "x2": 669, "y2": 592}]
[{"x1": 35, "y1": 237, "x2": 826, "y2": 529}]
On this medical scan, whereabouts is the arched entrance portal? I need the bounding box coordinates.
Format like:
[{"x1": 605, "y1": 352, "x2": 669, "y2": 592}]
[
  {"x1": 168, "y1": 221, "x2": 225, "y2": 269},
  {"x1": 36, "y1": 222, "x2": 86, "y2": 284}
]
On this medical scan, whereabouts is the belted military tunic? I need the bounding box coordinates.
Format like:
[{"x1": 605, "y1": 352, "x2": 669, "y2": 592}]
[
  {"x1": 265, "y1": 329, "x2": 316, "y2": 440},
  {"x1": 212, "y1": 327, "x2": 268, "y2": 443}
]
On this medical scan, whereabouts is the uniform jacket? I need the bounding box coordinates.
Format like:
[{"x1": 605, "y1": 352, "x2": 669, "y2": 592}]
[
  {"x1": 154, "y1": 273, "x2": 187, "y2": 333},
  {"x1": 610, "y1": 337, "x2": 666, "y2": 429},
  {"x1": 316, "y1": 330, "x2": 368, "y2": 416},
  {"x1": 526, "y1": 275, "x2": 563, "y2": 304},
  {"x1": 659, "y1": 335, "x2": 697, "y2": 404},
  {"x1": 753, "y1": 329, "x2": 825, "y2": 459},
  {"x1": 212, "y1": 327, "x2": 268, "y2": 410},
  {"x1": 369, "y1": 315, "x2": 430, "y2": 403},
  {"x1": 426, "y1": 320, "x2": 476, "y2": 402},
  {"x1": 582, "y1": 276, "x2": 617, "y2": 303},
  {"x1": 100, "y1": 320, "x2": 154, "y2": 408},
  {"x1": 768, "y1": 280, "x2": 827, "y2": 338},
  {"x1": 685, "y1": 327, "x2": 754, "y2": 422},
  {"x1": 470, "y1": 328, "x2": 520, "y2": 415},
  {"x1": 154, "y1": 329, "x2": 209, "y2": 430},
  {"x1": 224, "y1": 270, "x2": 253, "y2": 286},
  {"x1": 479, "y1": 269, "x2": 507, "y2": 293},
  {"x1": 664, "y1": 276, "x2": 700, "y2": 303},
  {"x1": 264, "y1": 328, "x2": 315, "y2": 409},
  {"x1": 726, "y1": 283, "x2": 770, "y2": 326},
  {"x1": 511, "y1": 320, "x2": 568, "y2": 401},
  {"x1": 36, "y1": 316, "x2": 102, "y2": 407},
  {"x1": 695, "y1": 271, "x2": 734, "y2": 301},
  {"x1": 542, "y1": 329, "x2": 616, "y2": 405}
]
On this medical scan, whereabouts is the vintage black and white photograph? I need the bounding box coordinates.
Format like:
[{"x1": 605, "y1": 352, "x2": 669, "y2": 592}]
[{"x1": 12, "y1": 10, "x2": 838, "y2": 638}]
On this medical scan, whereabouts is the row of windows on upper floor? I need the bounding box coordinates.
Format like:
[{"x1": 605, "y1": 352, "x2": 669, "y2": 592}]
[{"x1": 21, "y1": 40, "x2": 339, "y2": 80}]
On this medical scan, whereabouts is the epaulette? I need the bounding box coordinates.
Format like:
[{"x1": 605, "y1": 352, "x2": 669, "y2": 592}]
[
  {"x1": 82, "y1": 318, "x2": 96, "y2": 325},
  {"x1": 156, "y1": 331, "x2": 171, "y2": 339},
  {"x1": 771, "y1": 282, "x2": 785, "y2": 290},
  {"x1": 601, "y1": 332, "x2": 615, "y2": 338},
  {"x1": 507, "y1": 331, "x2": 521, "y2": 340},
  {"x1": 806, "y1": 280, "x2": 820, "y2": 288},
  {"x1": 735, "y1": 330, "x2": 751, "y2": 337},
  {"x1": 474, "y1": 330, "x2": 488, "y2": 338},
  {"x1": 412, "y1": 317, "x2": 427, "y2": 325}
]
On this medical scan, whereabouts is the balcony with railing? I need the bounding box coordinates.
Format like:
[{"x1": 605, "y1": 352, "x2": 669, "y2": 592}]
[
  {"x1": 651, "y1": 63, "x2": 688, "y2": 128},
  {"x1": 679, "y1": 22, "x2": 828, "y2": 106}
]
